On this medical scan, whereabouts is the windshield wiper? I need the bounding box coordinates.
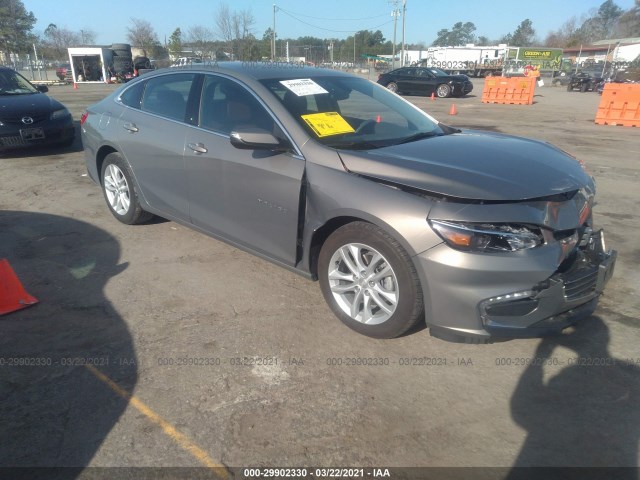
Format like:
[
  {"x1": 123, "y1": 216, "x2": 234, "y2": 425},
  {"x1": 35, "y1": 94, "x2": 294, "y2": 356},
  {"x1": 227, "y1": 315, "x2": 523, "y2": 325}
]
[
  {"x1": 395, "y1": 131, "x2": 444, "y2": 145},
  {"x1": 325, "y1": 140, "x2": 385, "y2": 151}
]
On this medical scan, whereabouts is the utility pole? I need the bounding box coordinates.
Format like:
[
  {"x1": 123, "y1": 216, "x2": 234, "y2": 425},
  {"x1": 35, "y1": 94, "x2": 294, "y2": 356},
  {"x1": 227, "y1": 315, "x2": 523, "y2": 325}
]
[
  {"x1": 353, "y1": 32, "x2": 356, "y2": 66},
  {"x1": 401, "y1": 0, "x2": 406, "y2": 66},
  {"x1": 390, "y1": 1, "x2": 400, "y2": 70},
  {"x1": 272, "y1": 4, "x2": 277, "y2": 61}
]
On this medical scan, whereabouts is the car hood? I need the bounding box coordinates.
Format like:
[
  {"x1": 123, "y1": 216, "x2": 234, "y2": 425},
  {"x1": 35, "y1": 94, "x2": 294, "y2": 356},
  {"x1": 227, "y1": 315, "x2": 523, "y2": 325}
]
[
  {"x1": 0, "y1": 93, "x2": 62, "y2": 117},
  {"x1": 338, "y1": 131, "x2": 592, "y2": 201}
]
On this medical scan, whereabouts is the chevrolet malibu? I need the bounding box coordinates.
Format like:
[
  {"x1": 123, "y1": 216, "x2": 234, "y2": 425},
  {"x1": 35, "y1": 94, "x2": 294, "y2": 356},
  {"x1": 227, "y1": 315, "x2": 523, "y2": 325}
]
[{"x1": 81, "y1": 63, "x2": 616, "y2": 342}]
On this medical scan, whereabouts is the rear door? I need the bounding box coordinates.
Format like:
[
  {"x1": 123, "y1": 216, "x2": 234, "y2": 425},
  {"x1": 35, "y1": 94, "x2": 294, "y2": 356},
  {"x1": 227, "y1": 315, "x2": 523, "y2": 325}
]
[{"x1": 184, "y1": 74, "x2": 305, "y2": 265}]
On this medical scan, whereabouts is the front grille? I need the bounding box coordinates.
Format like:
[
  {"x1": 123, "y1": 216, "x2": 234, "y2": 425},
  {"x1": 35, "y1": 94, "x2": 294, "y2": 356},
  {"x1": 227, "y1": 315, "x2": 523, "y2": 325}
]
[
  {"x1": 0, "y1": 114, "x2": 48, "y2": 125},
  {"x1": 563, "y1": 267, "x2": 598, "y2": 300}
]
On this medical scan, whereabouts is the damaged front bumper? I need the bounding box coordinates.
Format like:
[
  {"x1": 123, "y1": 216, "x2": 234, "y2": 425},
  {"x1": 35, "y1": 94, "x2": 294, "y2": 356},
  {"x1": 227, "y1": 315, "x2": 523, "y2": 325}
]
[{"x1": 416, "y1": 229, "x2": 617, "y2": 343}]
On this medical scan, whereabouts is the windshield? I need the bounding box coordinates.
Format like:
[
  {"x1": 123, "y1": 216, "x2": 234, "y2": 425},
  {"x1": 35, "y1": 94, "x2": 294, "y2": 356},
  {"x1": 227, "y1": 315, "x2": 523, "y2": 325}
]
[
  {"x1": 261, "y1": 75, "x2": 445, "y2": 150},
  {"x1": 0, "y1": 70, "x2": 38, "y2": 95}
]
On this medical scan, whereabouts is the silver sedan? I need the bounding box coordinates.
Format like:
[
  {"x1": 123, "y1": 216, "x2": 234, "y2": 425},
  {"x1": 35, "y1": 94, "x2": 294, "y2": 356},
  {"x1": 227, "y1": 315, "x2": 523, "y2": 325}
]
[{"x1": 81, "y1": 62, "x2": 616, "y2": 342}]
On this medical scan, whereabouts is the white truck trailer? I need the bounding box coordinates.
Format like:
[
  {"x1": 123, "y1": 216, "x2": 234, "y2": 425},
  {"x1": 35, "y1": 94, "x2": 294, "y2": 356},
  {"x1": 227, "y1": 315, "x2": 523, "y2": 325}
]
[
  {"x1": 421, "y1": 44, "x2": 508, "y2": 77},
  {"x1": 421, "y1": 45, "x2": 565, "y2": 77}
]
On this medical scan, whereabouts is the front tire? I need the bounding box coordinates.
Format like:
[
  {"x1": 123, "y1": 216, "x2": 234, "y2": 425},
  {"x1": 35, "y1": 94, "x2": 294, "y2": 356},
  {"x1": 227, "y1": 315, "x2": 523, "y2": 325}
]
[
  {"x1": 318, "y1": 222, "x2": 424, "y2": 338},
  {"x1": 436, "y1": 83, "x2": 451, "y2": 98},
  {"x1": 101, "y1": 152, "x2": 153, "y2": 225}
]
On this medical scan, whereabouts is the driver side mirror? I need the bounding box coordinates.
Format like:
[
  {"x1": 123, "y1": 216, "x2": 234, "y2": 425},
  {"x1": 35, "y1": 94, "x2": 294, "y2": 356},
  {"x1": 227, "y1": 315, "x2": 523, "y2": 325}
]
[
  {"x1": 230, "y1": 127, "x2": 291, "y2": 152},
  {"x1": 36, "y1": 85, "x2": 49, "y2": 93}
]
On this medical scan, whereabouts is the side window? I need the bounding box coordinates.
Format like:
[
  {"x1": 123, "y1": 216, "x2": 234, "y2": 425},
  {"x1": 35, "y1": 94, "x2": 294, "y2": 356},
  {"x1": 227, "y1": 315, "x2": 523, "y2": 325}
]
[
  {"x1": 119, "y1": 81, "x2": 145, "y2": 109},
  {"x1": 199, "y1": 75, "x2": 275, "y2": 134},
  {"x1": 141, "y1": 73, "x2": 196, "y2": 122}
]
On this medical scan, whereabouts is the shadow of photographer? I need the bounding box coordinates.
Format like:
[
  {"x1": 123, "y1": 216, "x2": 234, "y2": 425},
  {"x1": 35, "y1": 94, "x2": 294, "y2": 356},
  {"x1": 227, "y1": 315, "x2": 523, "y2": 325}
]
[
  {"x1": 507, "y1": 316, "x2": 639, "y2": 479},
  {"x1": 0, "y1": 211, "x2": 137, "y2": 473}
]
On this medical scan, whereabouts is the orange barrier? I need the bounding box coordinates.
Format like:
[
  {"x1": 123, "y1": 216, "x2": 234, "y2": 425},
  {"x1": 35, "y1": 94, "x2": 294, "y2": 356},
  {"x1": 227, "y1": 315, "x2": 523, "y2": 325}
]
[
  {"x1": 481, "y1": 76, "x2": 536, "y2": 105},
  {"x1": 595, "y1": 83, "x2": 640, "y2": 127}
]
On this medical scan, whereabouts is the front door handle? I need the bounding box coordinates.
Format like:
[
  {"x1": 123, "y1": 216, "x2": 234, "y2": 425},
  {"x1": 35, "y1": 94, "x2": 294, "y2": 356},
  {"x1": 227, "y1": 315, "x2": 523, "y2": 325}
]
[
  {"x1": 123, "y1": 122, "x2": 139, "y2": 133},
  {"x1": 188, "y1": 142, "x2": 208, "y2": 154}
]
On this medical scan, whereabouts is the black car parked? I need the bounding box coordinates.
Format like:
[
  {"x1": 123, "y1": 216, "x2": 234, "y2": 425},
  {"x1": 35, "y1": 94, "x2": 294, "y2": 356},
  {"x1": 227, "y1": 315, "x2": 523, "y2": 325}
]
[
  {"x1": 377, "y1": 67, "x2": 473, "y2": 98},
  {"x1": 567, "y1": 65, "x2": 607, "y2": 92},
  {"x1": 0, "y1": 67, "x2": 75, "y2": 150}
]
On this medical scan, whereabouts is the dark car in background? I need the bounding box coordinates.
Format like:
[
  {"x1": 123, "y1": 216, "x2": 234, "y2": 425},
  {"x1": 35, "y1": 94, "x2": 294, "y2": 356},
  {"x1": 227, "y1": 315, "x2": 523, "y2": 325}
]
[
  {"x1": 0, "y1": 67, "x2": 75, "y2": 150},
  {"x1": 567, "y1": 64, "x2": 608, "y2": 92},
  {"x1": 377, "y1": 66, "x2": 473, "y2": 98},
  {"x1": 81, "y1": 63, "x2": 615, "y2": 342}
]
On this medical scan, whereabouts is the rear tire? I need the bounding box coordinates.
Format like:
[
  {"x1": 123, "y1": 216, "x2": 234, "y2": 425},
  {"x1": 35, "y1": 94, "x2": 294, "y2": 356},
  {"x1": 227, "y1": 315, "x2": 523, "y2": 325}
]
[
  {"x1": 318, "y1": 222, "x2": 424, "y2": 339},
  {"x1": 101, "y1": 152, "x2": 153, "y2": 225}
]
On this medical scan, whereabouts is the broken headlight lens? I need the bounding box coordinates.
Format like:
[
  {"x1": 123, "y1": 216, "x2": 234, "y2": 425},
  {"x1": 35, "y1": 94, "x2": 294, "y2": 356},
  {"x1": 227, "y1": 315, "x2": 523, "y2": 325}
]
[{"x1": 429, "y1": 220, "x2": 543, "y2": 252}]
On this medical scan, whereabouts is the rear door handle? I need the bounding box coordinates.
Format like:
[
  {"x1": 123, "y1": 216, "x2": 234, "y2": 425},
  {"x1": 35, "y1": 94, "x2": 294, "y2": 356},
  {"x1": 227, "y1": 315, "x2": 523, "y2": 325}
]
[
  {"x1": 188, "y1": 142, "x2": 208, "y2": 154},
  {"x1": 123, "y1": 122, "x2": 139, "y2": 133}
]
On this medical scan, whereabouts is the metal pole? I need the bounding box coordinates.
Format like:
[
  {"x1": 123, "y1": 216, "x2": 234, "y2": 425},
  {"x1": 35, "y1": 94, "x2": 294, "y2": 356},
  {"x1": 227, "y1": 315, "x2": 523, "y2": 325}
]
[
  {"x1": 272, "y1": 4, "x2": 276, "y2": 61},
  {"x1": 401, "y1": 0, "x2": 406, "y2": 67},
  {"x1": 392, "y1": 9, "x2": 398, "y2": 70},
  {"x1": 576, "y1": 44, "x2": 582, "y2": 73},
  {"x1": 353, "y1": 32, "x2": 356, "y2": 67}
]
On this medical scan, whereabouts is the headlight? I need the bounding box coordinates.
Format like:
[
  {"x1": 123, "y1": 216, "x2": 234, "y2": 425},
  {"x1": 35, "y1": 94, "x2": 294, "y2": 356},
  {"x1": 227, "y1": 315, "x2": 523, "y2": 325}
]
[
  {"x1": 51, "y1": 108, "x2": 70, "y2": 120},
  {"x1": 429, "y1": 220, "x2": 543, "y2": 252}
]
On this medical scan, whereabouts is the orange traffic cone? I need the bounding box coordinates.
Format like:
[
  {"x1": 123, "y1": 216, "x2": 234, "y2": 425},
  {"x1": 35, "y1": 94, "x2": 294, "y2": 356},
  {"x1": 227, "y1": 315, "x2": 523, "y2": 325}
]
[
  {"x1": 430, "y1": 92, "x2": 435, "y2": 100},
  {"x1": 73, "y1": 82, "x2": 78, "y2": 90},
  {"x1": 0, "y1": 259, "x2": 38, "y2": 315},
  {"x1": 449, "y1": 103, "x2": 458, "y2": 115}
]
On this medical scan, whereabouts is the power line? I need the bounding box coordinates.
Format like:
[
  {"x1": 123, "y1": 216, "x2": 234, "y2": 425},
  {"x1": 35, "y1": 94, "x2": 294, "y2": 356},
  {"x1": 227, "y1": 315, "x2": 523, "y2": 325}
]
[
  {"x1": 276, "y1": 7, "x2": 388, "y2": 22},
  {"x1": 276, "y1": 8, "x2": 394, "y2": 34}
]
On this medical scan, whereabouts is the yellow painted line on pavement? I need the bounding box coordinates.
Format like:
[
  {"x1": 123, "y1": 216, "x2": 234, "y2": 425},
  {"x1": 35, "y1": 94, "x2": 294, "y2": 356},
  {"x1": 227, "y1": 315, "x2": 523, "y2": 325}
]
[{"x1": 85, "y1": 364, "x2": 230, "y2": 479}]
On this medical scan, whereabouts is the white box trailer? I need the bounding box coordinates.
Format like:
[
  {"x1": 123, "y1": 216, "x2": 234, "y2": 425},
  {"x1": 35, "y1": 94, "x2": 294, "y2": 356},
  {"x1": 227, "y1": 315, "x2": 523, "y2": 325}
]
[
  {"x1": 422, "y1": 45, "x2": 507, "y2": 77},
  {"x1": 67, "y1": 47, "x2": 113, "y2": 83}
]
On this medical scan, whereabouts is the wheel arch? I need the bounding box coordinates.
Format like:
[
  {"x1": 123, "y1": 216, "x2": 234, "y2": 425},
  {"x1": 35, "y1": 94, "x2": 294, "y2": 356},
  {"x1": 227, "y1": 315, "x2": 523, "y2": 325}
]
[
  {"x1": 95, "y1": 144, "x2": 119, "y2": 183},
  {"x1": 306, "y1": 212, "x2": 423, "y2": 280}
]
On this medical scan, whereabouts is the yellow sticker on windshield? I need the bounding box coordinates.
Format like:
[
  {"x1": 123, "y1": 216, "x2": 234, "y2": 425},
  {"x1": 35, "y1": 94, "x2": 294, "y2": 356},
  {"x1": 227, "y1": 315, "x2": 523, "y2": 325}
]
[{"x1": 301, "y1": 112, "x2": 355, "y2": 137}]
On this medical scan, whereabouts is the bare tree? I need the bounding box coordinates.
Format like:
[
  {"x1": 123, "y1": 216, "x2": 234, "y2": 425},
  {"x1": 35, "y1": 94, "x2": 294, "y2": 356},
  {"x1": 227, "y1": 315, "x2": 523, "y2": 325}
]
[
  {"x1": 544, "y1": 17, "x2": 579, "y2": 47},
  {"x1": 78, "y1": 28, "x2": 96, "y2": 45},
  {"x1": 126, "y1": 18, "x2": 158, "y2": 56},
  {"x1": 187, "y1": 25, "x2": 214, "y2": 57},
  {"x1": 215, "y1": 3, "x2": 233, "y2": 51},
  {"x1": 214, "y1": 3, "x2": 257, "y2": 60},
  {"x1": 43, "y1": 24, "x2": 80, "y2": 59}
]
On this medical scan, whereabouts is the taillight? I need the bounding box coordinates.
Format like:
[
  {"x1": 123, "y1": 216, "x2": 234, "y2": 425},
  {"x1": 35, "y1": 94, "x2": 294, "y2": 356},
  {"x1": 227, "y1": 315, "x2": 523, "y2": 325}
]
[{"x1": 80, "y1": 111, "x2": 89, "y2": 125}]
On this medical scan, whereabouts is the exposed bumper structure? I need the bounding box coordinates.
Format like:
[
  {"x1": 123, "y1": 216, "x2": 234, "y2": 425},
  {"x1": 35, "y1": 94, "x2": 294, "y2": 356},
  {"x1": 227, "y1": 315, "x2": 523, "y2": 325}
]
[{"x1": 416, "y1": 229, "x2": 617, "y2": 343}]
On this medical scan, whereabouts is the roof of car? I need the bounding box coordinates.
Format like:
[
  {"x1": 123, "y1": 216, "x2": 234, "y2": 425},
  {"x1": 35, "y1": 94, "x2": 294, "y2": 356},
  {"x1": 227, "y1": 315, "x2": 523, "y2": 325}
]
[{"x1": 157, "y1": 61, "x2": 353, "y2": 81}]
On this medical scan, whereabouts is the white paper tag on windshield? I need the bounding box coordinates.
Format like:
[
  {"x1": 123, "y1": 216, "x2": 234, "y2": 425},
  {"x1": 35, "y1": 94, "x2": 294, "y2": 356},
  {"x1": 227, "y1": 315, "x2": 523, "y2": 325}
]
[{"x1": 280, "y1": 79, "x2": 328, "y2": 96}]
